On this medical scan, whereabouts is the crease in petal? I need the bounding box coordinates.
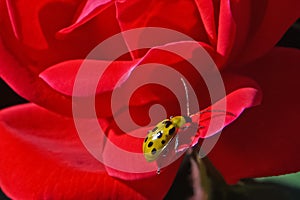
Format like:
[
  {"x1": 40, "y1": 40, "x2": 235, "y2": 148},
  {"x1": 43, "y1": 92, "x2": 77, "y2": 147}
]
[
  {"x1": 0, "y1": 0, "x2": 80, "y2": 49},
  {"x1": 194, "y1": 0, "x2": 217, "y2": 46},
  {"x1": 216, "y1": 0, "x2": 236, "y2": 66},
  {"x1": 224, "y1": 0, "x2": 251, "y2": 66},
  {"x1": 57, "y1": 0, "x2": 114, "y2": 36},
  {"x1": 7, "y1": 0, "x2": 49, "y2": 49}
]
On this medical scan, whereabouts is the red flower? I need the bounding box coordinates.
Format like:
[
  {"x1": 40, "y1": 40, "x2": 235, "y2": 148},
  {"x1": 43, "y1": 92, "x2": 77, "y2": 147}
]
[{"x1": 0, "y1": 0, "x2": 299, "y2": 199}]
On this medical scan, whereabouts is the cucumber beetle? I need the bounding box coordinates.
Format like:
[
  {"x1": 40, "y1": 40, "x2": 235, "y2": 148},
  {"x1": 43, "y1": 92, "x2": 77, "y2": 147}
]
[
  {"x1": 142, "y1": 115, "x2": 192, "y2": 162},
  {"x1": 142, "y1": 78, "x2": 195, "y2": 175}
]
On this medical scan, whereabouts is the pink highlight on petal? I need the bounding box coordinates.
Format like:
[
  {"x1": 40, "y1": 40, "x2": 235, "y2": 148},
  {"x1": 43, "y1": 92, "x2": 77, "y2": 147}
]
[
  {"x1": 57, "y1": 0, "x2": 114, "y2": 36},
  {"x1": 194, "y1": 0, "x2": 217, "y2": 46},
  {"x1": 5, "y1": 0, "x2": 21, "y2": 40},
  {"x1": 216, "y1": 0, "x2": 236, "y2": 63}
]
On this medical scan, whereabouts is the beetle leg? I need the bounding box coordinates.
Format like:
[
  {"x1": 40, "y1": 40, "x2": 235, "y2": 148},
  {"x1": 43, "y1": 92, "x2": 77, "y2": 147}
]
[{"x1": 156, "y1": 167, "x2": 161, "y2": 174}]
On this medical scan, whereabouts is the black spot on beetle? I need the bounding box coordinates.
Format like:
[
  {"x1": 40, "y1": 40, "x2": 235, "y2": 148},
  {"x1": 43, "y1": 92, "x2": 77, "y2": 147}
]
[
  {"x1": 163, "y1": 120, "x2": 172, "y2": 128},
  {"x1": 151, "y1": 148, "x2": 157, "y2": 155},
  {"x1": 168, "y1": 127, "x2": 176, "y2": 135},
  {"x1": 161, "y1": 140, "x2": 166, "y2": 145},
  {"x1": 148, "y1": 142, "x2": 153, "y2": 148},
  {"x1": 144, "y1": 137, "x2": 148, "y2": 142},
  {"x1": 157, "y1": 131, "x2": 163, "y2": 138}
]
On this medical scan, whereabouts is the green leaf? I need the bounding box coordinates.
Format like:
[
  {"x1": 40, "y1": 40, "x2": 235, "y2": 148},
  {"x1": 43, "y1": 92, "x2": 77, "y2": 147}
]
[
  {"x1": 255, "y1": 171, "x2": 300, "y2": 189},
  {"x1": 224, "y1": 172, "x2": 300, "y2": 200}
]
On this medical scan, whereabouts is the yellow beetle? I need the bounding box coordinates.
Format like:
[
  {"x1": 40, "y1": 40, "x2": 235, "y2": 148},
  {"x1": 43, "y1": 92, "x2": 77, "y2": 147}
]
[{"x1": 142, "y1": 116, "x2": 191, "y2": 162}]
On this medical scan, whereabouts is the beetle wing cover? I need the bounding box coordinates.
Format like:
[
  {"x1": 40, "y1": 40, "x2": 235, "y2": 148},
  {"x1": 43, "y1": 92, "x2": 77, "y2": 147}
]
[{"x1": 143, "y1": 119, "x2": 179, "y2": 162}]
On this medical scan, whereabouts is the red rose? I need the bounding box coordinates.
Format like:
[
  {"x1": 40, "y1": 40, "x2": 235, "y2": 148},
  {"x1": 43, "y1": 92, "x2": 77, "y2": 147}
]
[{"x1": 0, "y1": 0, "x2": 300, "y2": 199}]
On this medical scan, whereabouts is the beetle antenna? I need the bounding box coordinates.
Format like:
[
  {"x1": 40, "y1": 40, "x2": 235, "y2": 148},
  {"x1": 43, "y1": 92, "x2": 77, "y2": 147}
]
[
  {"x1": 189, "y1": 109, "x2": 236, "y2": 119},
  {"x1": 180, "y1": 78, "x2": 190, "y2": 116}
]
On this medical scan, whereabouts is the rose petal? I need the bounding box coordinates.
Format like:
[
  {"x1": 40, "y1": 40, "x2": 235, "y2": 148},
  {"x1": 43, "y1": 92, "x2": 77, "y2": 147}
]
[
  {"x1": 231, "y1": 0, "x2": 300, "y2": 65},
  {"x1": 192, "y1": 87, "x2": 262, "y2": 140},
  {"x1": 115, "y1": 0, "x2": 209, "y2": 58},
  {"x1": 37, "y1": 41, "x2": 222, "y2": 118},
  {"x1": 0, "y1": 29, "x2": 259, "y2": 122},
  {"x1": 0, "y1": 0, "x2": 130, "y2": 117},
  {"x1": 0, "y1": 38, "x2": 73, "y2": 116},
  {"x1": 209, "y1": 47, "x2": 300, "y2": 184},
  {"x1": 2, "y1": 38, "x2": 209, "y2": 118},
  {"x1": 0, "y1": 103, "x2": 178, "y2": 199},
  {"x1": 0, "y1": 0, "x2": 124, "y2": 71}
]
